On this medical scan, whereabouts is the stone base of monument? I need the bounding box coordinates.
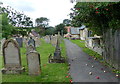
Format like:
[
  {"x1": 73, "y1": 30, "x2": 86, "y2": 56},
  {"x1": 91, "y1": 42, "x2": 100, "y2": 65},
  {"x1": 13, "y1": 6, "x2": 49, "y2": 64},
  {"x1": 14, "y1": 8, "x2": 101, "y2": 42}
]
[
  {"x1": 48, "y1": 54, "x2": 65, "y2": 63},
  {"x1": 1, "y1": 67, "x2": 25, "y2": 74}
]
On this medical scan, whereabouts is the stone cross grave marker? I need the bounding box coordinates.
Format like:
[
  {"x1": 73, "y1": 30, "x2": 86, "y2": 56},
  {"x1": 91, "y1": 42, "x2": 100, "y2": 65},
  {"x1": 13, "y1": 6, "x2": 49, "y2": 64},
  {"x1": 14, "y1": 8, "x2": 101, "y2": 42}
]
[
  {"x1": 27, "y1": 51, "x2": 41, "y2": 75},
  {"x1": 49, "y1": 32, "x2": 65, "y2": 63},
  {"x1": 53, "y1": 32, "x2": 61, "y2": 60},
  {"x1": 1, "y1": 39, "x2": 24, "y2": 74}
]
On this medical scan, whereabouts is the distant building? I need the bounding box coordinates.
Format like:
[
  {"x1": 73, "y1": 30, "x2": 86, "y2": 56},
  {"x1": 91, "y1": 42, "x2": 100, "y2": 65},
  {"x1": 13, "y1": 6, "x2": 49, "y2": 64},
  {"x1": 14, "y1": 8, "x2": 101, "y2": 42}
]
[
  {"x1": 64, "y1": 26, "x2": 81, "y2": 39},
  {"x1": 70, "y1": 27, "x2": 81, "y2": 39},
  {"x1": 29, "y1": 30, "x2": 40, "y2": 40},
  {"x1": 64, "y1": 25, "x2": 90, "y2": 39}
]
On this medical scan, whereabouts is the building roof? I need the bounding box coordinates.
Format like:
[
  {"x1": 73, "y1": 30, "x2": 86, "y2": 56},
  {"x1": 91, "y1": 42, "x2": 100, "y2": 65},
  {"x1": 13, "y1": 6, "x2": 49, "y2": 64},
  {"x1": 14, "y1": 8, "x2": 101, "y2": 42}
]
[
  {"x1": 70, "y1": 28, "x2": 80, "y2": 34},
  {"x1": 31, "y1": 31, "x2": 39, "y2": 37},
  {"x1": 70, "y1": 25, "x2": 86, "y2": 34},
  {"x1": 80, "y1": 25, "x2": 86, "y2": 30}
]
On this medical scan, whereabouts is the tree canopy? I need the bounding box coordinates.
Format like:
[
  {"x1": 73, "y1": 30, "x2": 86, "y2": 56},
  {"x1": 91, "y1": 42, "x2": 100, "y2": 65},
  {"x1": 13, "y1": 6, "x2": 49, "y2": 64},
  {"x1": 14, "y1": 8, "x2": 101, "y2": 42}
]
[
  {"x1": 55, "y1": 23, "x2": 67, "y2": 36},
  {"x1": 0, "y1": 4, "x2": 34, "y2": 38},
  {"x1": 1, "y1": 13, "x2": 15, "y2": 39},
  {"x1": 35, "y1": 17, "x2": 49, "y2": 28},
  {"x1": 63, "y1": 19, "x2": 71, "y2": 26},
  {"x1": 70, "y1": 2, "x2": 120, "y2": 35}
]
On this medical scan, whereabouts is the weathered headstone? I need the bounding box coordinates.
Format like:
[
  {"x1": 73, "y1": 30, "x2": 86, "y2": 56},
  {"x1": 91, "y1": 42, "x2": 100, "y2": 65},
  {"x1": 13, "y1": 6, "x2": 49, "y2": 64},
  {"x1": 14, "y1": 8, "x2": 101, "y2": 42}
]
[
  {"x1": 23, "y1": 37, "x2": 29, "y2": 48},
  {"x1": 35, "y1": 37, "x2": 40, "y2": 47},
  {"x1": 26, "y1": 44, "x2": 35, "y2": 55},
  {"x1": 50, "y1": 36, "x2": 57, "y2": 47},
  {"x1": 28, "y1": 37, "x2": 35, "y2": 47},
  {"x1": 44, "y1": 35, "x2": 50, "y2": 43},
  {"x1": 1, "y1": 39, "x2": 24, "y2": 74},
  {"x1": 27, "y1": 51, "x2": 41, "y2": 75},
  {"x1": 16, "y1": 37, "x2": 23, "y2": 47}
]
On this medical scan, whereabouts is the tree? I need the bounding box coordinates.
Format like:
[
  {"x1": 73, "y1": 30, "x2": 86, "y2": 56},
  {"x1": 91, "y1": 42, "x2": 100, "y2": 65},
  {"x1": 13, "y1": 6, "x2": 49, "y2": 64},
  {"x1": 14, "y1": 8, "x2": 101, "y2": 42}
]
[
  {"x1": 63, "y1": 19, "x2": 71, "y2": 26},
  {"x1": 70, "y1": 2, "x2": 120, "y2": 35},
  {"x1": 55, "y1": 23, "x2": 67, "y2": 36},
  {"x1": 2, "y1": 13, "x2": 15, "y2": 39},
  {"x1": 0, "y1": 3, "x2": 34, "y2": 37},
  {"x1": 35, "y1": 17, "x2": 49, "y2": 28},
  {"x1": 35, "y1": 17, "x2": 49, "y2": 36},
  {"x1": 45, "y1": 26, "x2": 55, "y2": 35}
]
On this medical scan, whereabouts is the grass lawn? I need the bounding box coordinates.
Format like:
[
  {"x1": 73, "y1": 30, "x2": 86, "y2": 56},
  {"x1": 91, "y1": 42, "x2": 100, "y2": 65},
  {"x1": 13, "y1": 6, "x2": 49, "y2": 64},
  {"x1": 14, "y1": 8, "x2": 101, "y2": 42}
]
[{"x1": 1, "y1": 39, "x2": 71, "y2": 83}]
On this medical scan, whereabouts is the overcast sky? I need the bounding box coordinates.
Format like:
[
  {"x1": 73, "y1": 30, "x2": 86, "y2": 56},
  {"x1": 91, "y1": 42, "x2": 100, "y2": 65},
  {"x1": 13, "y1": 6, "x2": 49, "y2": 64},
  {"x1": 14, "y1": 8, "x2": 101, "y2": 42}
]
[{"x1": 1, "y1": 0, "x2": 75, "y2": 27}]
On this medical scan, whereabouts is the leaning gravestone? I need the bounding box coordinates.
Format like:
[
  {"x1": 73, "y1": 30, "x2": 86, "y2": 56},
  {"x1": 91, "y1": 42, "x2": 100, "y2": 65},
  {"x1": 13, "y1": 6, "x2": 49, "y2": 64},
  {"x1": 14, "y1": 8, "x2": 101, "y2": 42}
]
[
  {"x1": 27, "y1": 51, "x2": 41, "y2": 75},
  {"x1": 1, "y1": 39, "x2": 24, "y2": 74},
  {"x1": 16, "y1": 37, "x2": 23, "y2": 47}
]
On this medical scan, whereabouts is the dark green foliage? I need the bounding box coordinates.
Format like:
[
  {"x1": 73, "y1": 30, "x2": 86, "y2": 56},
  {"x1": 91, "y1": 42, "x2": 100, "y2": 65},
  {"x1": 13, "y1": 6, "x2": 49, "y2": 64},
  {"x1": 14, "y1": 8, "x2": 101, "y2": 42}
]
[
  {"x1": 35, "y1": 17, "x2": 49, "y2": 28},
  {"x1": 55, "y1": 23, "x2": 67, "y2": 36},
  {"x1": 1, "y1": 13, "x2": 15, "y2": 39},
  {"x1": 35, "y1": 17, "x2": 50, "y2": 36},
  {"x1": 45, "y1": 27, "x2": 55, "y2": 35},
  {"x1": 70, "y1": 2, "x2": 120, "y2": 35},
  {"x1": 0, "y1": 4, "x2": 33, "y2": 38},
  {"x1": 63, "y1": 19, "x2": 71, "y2": 26}
]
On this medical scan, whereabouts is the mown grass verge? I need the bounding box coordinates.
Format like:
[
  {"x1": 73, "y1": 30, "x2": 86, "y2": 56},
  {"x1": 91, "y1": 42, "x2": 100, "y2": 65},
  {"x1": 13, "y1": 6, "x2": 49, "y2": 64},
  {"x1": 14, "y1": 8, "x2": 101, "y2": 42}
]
[{"x1": 71, "y1": 40, "x2": 102, "y2": 60}]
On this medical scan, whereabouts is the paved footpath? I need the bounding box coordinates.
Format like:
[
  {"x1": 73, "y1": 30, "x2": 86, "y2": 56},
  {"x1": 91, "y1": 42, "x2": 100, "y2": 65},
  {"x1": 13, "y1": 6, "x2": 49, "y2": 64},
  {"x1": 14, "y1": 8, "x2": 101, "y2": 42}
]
[{"x1": 64, "y1": 39, "x2": 119, "y2": 83}]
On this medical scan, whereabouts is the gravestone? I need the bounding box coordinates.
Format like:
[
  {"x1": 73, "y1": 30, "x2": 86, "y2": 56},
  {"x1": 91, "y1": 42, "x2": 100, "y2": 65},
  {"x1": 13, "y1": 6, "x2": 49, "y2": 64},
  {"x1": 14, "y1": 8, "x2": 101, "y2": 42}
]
[
  {"x1": 1, "y1": 38, "x2": 6, "y2": 52},
  {"x1": 28, "y1": 37, "x2": 35, "y2": 47},
  {"x1": 16, "y1": 37, "x2": 23, "y2": 47},
  {"x1": 26, "y1": 44, "x2": 35, "y2": 55},
  {"x1": 27, "y1": 51, "x2": 41, "y2": 75},
  {"x1": 44, "y1": 35, "x2": 50, "y2": 43},
  {"x1": 35, "y1": 37, "x2": 40, "y2": 47},
  {"x1": 49, "y1": 32, "x2": 65, "y2": 63},
  {"x1": 50, "y1": 36, "x2": 57, "y2": 47},
  {"x1": 23, "y1": 37, "x2": 29, "y2": 48},
  {"x1": 1, "y1": 39, "x2": 24, "y2": 74}
]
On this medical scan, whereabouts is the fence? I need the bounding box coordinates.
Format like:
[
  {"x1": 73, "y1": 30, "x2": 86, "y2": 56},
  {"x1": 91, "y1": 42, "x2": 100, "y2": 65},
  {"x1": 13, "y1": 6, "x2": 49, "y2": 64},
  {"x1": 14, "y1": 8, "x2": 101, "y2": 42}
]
[{"x1": 103, "y1": 29, "x2": 120, "y2": 70}]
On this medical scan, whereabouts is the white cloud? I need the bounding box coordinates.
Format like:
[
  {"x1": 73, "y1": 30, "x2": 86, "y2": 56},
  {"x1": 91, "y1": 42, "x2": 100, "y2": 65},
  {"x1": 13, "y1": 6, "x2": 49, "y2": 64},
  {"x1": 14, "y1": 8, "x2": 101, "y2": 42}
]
[{"x1": 1, "y1": 0, "x2": 75, "y2": 27}]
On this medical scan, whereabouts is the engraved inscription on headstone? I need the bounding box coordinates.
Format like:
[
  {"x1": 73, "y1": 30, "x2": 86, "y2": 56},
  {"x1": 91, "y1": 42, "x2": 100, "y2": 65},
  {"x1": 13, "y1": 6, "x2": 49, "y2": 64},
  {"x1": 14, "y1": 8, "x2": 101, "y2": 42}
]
[
  {"x1": 1, "y1": 39, "x2": 24, "y2": 74},
  {"x1": 27, "y1": 51, "x2": 41, "y2": 75}
]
